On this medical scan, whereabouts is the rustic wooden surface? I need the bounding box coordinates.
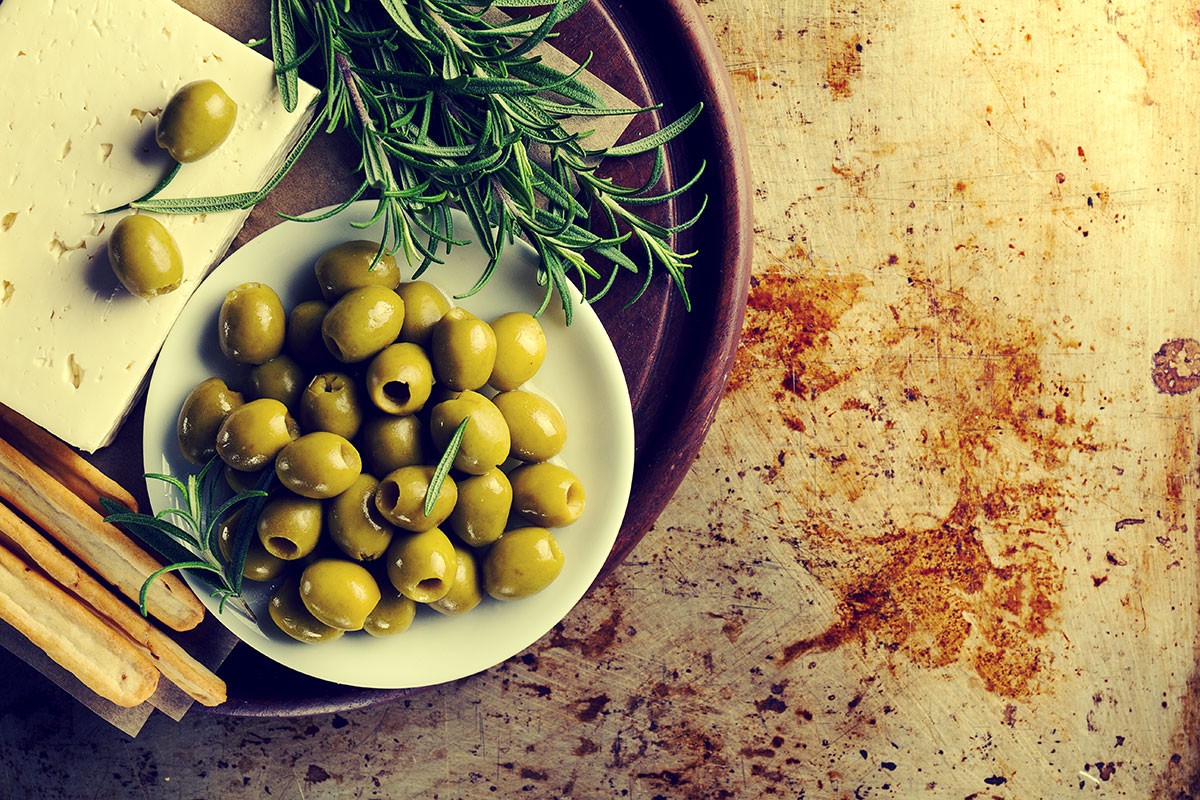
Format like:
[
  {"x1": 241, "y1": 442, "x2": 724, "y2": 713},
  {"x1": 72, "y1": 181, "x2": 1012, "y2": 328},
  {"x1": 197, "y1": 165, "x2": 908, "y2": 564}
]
[{"x1": 3, "y1": 0, "x2": 1200, "y2": 797}]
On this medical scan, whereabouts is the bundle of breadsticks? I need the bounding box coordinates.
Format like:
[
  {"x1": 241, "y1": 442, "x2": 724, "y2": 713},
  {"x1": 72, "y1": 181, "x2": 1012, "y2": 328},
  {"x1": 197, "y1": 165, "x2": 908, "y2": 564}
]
[{"x1": 0, "y1": 403, "x2": 227, "y2": 713}]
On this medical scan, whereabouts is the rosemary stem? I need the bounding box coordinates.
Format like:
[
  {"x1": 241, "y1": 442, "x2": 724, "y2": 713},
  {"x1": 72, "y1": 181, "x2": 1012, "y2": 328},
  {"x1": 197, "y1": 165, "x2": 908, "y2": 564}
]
[{"x1": 335, "y1": 52, "x2": 375, "y2": 137}]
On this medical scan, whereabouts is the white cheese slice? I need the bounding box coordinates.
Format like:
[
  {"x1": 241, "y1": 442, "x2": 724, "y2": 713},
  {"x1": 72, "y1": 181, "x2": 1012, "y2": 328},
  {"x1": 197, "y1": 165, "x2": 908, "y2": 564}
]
[{"x1": 0, "y1": 0, "x2": 319, "y2": 451}]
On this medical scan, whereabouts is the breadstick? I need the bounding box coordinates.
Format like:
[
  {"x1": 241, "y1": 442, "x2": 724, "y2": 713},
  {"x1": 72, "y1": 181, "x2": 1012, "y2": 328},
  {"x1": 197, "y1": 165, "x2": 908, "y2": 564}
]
[
  {"x1": 0, "y1": 541, "x2": 158, "y2": 707},
  {"x1": 0, "y1": 501, "x2": 225, "y2": 706},
  {"x1": 0, "y1": 403, "x2": 138, "y2": 514},
  {"x1": 0, "y1": 435, "x2": 203, "y2": 632}
]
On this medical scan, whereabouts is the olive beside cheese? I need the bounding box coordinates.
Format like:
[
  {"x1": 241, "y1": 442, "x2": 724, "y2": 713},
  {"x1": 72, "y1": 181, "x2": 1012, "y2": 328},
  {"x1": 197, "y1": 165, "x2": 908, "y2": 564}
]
[
  {"x1": 175, "y1": 238, "x2": 585, "y2": 643},
  {"x1": 108, "y1": 79, "x2": 240, "y2": 300}
]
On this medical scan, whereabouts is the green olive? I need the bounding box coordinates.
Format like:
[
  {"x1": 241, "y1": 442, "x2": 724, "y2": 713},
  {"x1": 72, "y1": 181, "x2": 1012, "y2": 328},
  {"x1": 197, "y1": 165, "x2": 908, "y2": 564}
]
[
  {"x1": 396, "y1": 281, "x2": 451, "y2": 346},
  {"x1": 249, "y1": 354, "x2": 306, "y2": 410},
  {"x1": 327, "y1": 473, "x2": 395, "y2": 561},
  {"x1": 314, "y1": 240, "x2": 401, "y2": 301},
  {"x1": 108, "y1": 214, "x2": 184, "y2": 298},
  {"x1": 257, "y1": 492, "x2": 324, "y2": 560},
  {"x1": 274, "y1": 431, "x2": 362, "y2": 499},
  {"x1": 299, "y1": 558, "x2": 382, "y2": 631},
  {"x1": 219, "y1": 282, "x2": 286, "y2": 365},
  {"x1": 215, "y1": 397, "x2": 299, "y2": 471},
  {"x1": 491, "y1": 390, "x2": 567, "y2": 463},
  {"x1": 364, "y1": 343, "x2": 434, "y2": 416},
  {"x1": 177, "y1": 376, "x2": 244, "y2": 464},
  {"x1": 299, "y1": 372, "x2": 364, "y2": 439},
  {"x1": 268, "y1": 575, "x2": 344, "y2": 644},
  {"x1": 357, "y1": 414, "x2": 427, "y2": 476},
  {"x1": 429, "y1": 391, "x2": 510, "y2": 475},
  {"x1": 286, "y1": 299, "x2": 332, "y2": 370},
  {"x1": 430, "y1": 307, "x2": 497, "y2": 391},
  {"x1": 322, "y1": 285, "x2": 405, "y2": 363},
  {"x1": 446, "y1": 467, "x2": 512, "y2": 548},
  {"x1": 374, "y1": 465, "x2": 457, "y2": 532},
  {"x1": 509, "y1": 462, "x2": 585, "y2": 527},
  {"x1": 216, "y1": 510, "x2": 288, "y2": 582},
  {"x1": 488, "y1": 312, "x2": 546, "y2": 391},
  {"x1": 482, "y1": 527, "x2": 564, "y2": 601},
  {"x1": 384, "y1": 527, "x2": 458, "y2": 603},
  {"x1": 429, "y1": 544, "x2": 482, "y2": 616},
  {"x1": 156, "y1": 79, "x2": 237, "y2": 163},
  {"x1": 363, "y1": 589, "x2": 417, "y2": 637}
]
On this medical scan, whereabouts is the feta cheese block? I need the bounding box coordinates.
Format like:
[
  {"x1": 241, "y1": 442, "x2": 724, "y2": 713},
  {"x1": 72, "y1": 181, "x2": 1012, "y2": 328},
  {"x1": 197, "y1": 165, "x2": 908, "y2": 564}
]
[{"x1": 0, "y1": 0, "x2": 318, "y2": 451}]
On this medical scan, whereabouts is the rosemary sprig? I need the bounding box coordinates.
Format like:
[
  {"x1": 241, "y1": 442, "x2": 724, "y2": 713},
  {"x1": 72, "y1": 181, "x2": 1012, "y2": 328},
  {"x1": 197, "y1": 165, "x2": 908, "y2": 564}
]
[
  {"x1": 101, "y1": 457, "x2": 271, "y2": 621},
  {"x1": 130, "y1": 0, "x2": 705, "y2": 322}
]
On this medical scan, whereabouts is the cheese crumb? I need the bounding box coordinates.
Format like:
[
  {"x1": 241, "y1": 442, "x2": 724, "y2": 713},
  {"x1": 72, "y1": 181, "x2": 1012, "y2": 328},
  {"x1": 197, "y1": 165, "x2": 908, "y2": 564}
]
[{"x1": 66, "y1": 355, "x2": 83, "y2": 389}]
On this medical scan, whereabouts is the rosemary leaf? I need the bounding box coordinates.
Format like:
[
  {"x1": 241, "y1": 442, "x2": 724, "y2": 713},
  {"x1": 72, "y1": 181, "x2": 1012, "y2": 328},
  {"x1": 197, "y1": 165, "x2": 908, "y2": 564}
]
[
  {"x1": 426, "y1": 416, "x2": 469, "y2": 517},
  {"x1": 271, "y1": 0, "x2": 300, "y2": 112},
  {"x1": 378, "y1": 0, "x2": 429, "y2": 43},
  {"x1": 101, "y1": 501, "x2": 205, "y2": 569},
  {"x1": 601, "y1": 102, "x2": 704, "y2": 158},
  {"x1": 97, "y1": 162, "x2": 182, "y2": 214}
]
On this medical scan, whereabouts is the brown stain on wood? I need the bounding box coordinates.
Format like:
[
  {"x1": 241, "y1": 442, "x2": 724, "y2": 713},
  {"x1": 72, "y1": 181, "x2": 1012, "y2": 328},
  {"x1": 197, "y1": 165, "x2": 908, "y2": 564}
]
[
  {"x1": 730, "y1": 260, "x2": 1098, "y2": 699},
  {"x1": 727, "y1": 265, "x2": 865, "y2": 402},
  {"x1": 826, "y1": 34, "x2": 863, "y2": 99}
]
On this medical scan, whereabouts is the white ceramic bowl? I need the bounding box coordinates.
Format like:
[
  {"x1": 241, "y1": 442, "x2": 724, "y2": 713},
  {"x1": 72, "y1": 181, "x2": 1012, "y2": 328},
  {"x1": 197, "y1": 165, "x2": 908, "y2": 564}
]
[{"x1": 142, "y1": 202, "x2": 634, "y2": 689}]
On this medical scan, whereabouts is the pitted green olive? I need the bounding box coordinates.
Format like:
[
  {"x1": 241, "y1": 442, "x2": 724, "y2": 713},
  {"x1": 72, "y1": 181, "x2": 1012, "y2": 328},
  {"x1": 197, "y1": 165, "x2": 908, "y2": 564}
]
[
  {"x1": 156, "y1": 79, "x2": 237, "y2": 163},
  {"x1": 250, "y1": 354, "x2": 306, "y2": 410},
  {"x1": 488, "y1": 312, "x2": 546, "y2": 391},
  {"x1": 269, "y1": 576, "x2": 344, "y2": 644},
  {"x1": 430, "y1": 307, "x2": 496, "y2": 391},
  {"x1": 108, "y1": 214, "x2": 184, "y2": 298},
  {"x1": 328, "y1": 473, "x2": 395, "y2": 561},
  {"x1": 219, "y1": 282, "x2": 286, "y2": 365},
  {"x1": 447, "y1": 467, "x2": 512, "y2": 548},
  {"x1": 274, "y1": 431, "x2": 362, "y2": 499},
  {"x1": 509, "y1": 462, "x2": 585, "y2": 527},
  {"x1": 429, "y1": 391, "x2": 510, "y2": 475},
  {"x1": 314, "y1": 240, "x2": 401, "y2": 301},
  {"x1": 177, "y1": 376, "x2": 244, "y2": 464},
  {"x1": 300, "y1": 372, "x2": 364, "y2": 439},
  {"x1": 375, "y1": 465, "x2": 457, "y2": 532},
  {"x1": 365, "y1": 343, "x2": 434, "y2": 416},
  {"x1": 396, "y1": 281, "x2": 450, "y2": 346},
  {"x1": 257, "y1": 493, "x2": 324, "y2": 560},
  {"x1": 357, "y1": 414, "x2": 427, "y2": 476},
  {"x1": 286, "y1": 299, "x2": 332, "y2": 370},
  {"x1": 385, "y1": 527, "x2": 458, "y2": 603},
  {"x1": 322, "y1": 285, "x2": 405, "y2": 363},
  {"x1": 299, "y1": 558, "x2": 382, "y2": 631},
  {"x1": 429, "y1": 544, "x2": 482, "y2": 616},
  {"x1": 215, "y1": 398, "x2": 299, "y2": 471},
  {"x1": 483, "y1": 527, "x2": 564, "y2": 601},
  {"x1": 216, "y1": 510, "x2": 288, "y2": 583},
  {"x1": 363, "y1": 589, "x2": 417, "y2": 637},
  {"x1": 492, "y1": 390, "x2": 567, "y2": 463}
]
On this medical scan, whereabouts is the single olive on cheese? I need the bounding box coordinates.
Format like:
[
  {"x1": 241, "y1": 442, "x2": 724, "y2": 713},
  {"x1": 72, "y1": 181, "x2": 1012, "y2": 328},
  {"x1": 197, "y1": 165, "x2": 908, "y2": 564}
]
[
  {"x1": 156, "y1": 79, "x2": 238, "y2": 163},
  {"x1": 108, "y1": 214, "x2": 184, "y2": 298}
]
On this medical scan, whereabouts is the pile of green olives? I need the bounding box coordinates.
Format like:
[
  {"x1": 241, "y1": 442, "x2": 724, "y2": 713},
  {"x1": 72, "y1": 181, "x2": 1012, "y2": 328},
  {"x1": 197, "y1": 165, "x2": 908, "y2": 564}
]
[{"x1": 176, "y1": 239, "x2": 586, "y2": 644}]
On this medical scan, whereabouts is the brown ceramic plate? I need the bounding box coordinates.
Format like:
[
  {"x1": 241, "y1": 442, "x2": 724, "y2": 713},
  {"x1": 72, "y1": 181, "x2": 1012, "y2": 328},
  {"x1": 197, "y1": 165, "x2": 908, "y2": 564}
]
[{"x1": 98, "y1": 0, "x2": 751, "y2": 715}]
